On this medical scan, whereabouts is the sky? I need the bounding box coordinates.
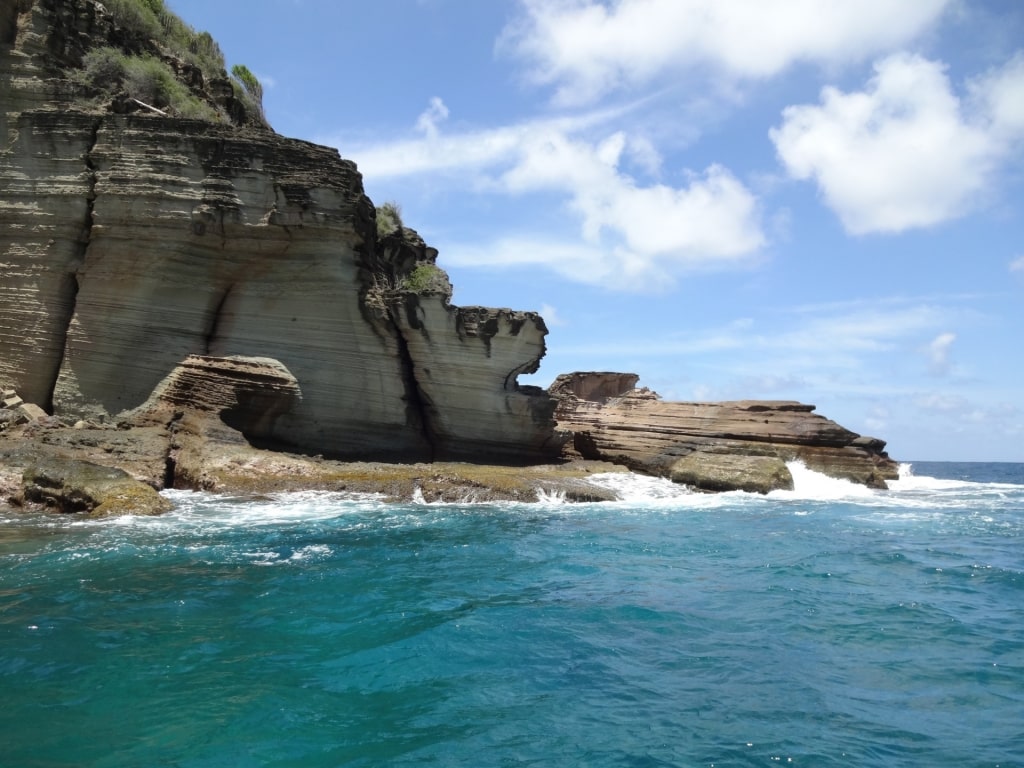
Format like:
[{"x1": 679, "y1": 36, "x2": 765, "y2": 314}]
[{"x1": 166, "y1": 0, "x2": 1024, "y2": 462}]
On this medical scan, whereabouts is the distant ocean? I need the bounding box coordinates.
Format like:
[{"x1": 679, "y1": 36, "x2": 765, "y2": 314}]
[{"x1": 2, "y1": 462, "x2": 1022, "y2": 767}]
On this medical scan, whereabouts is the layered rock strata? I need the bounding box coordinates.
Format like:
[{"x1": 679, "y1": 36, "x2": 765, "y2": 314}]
[
  {"x1": 1, "y1": 0, "x2": 562, "y2": 464},
  {"x1": 552, "y1": 372, "x2": 899, "y2": 492},
  {"x1": 0, "y1": 0, "x2": 901, "y2": 508}
]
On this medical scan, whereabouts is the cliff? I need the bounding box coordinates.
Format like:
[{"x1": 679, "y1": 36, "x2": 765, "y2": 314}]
[
  {"x1": 1, "y1": 0, "x2": 562, "y2": 465},
  {"x1": 1, "y1": 0, "x2": 898, "y2": 511}
]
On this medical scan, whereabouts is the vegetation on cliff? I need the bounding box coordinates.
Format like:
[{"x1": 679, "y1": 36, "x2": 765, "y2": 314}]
[
  {"x1": 400, "y1": 263, "x2": 450, "y2": 295},
  {"x1": 63, "y1": 0, "x2": 266, "y2": 126},
  {"x1": 375, "y1": 201, "x2": 404, "y2": 237}
]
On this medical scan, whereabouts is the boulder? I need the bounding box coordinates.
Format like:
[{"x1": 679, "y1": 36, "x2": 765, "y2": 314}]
[
  {"x1": 16, "y1": 402, "x2": 48, "y2": 423},
  {"x1": 668, "y1": 451, "x2": 793, "y2": 494},
  {"x1": 21, "y1": 456, "x2": 171, "y2": 516}
]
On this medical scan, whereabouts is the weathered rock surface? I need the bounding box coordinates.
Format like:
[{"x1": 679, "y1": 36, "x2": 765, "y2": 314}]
[
  {"x1": 0, "y1": 416, "x2": 623, "y2": 510},
  {"x1": 127, "y1": 354, "x2": 302, "y2": 442},
  {"x1": 1, "y1": 0, "x2": 562, "y2": 465},
  {"x1": 552, "y1": 372, "x2": 899, "y2": 492},
  {"x1": 20, "y1": 455, "x2": 172, "y2": 516},
  {"x1": 0, "y1": 0, "x2": 902, "y2": 512}
]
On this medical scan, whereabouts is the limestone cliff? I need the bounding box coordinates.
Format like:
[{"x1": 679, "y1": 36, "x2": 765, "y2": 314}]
[
  {"x1": 0, "y1": 0, "x2": 562, "y2": 463},
  {"x1": 551, "y1": 372, "x2": 899, "y2": 492},
  {"x1": 2, "y1": 0, "x2": 900, "y2": 502}
]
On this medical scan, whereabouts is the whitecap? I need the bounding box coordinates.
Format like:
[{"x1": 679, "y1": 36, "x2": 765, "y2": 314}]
[{"x1": 770, "y1": 462, "x2": 877, "y2": 501}]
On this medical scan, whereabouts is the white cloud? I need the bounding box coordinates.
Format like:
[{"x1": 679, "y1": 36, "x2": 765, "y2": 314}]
[
  {"x1": 771, "y1": 52, "x2": 1024, "y2": 234},
  {"x1": 339, "y1": 105, "x2": 621, "y2": 179},
  {"x1": 915, "y1": 392, "x2": 969, "y2": 412},
  {"x1": 970, "y1": 52, "x2": 1024, "y2": 140},
  {"x1": 415, "y1": 96, "x2": 449, "y2": 139},
  {"x1": 554, "y1": 299, "x2": 949, "y2": 367},
  {"x1": 442, "y1": 236, "x2": 645, "y2": 290},
  {"x1": 498, "y1": 130, "x2": 764, "y2": 274},
  {"x1": 539, "y1": 303, "x2": 566, "y2": 327},
  {"x1": 502, "y1": 0, "x2": 951, "y2": 105},
  {"x1": 1010, "y1": 255, "x2": 1024, "y2": 272},
  {"x1": 926, "y1": 331, "x2": 956, "y2": 375},
  {"x1": 344, "y1": 106, "x2": 765, "y2": 291}
]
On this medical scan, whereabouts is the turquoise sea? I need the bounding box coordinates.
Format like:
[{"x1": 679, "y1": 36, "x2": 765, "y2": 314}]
[{"x1": 1, "y1": 461, "x2": 1022, "y2": 767}]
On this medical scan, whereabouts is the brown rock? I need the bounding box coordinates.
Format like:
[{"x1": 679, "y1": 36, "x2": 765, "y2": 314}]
[
  {"x1": 21, "y1": 456, "x2": 171, "y2": 516},
  {"x1": 553, "y1": 372, "x2": 898, "y2": 492},
  {"x1": 669, "y1": 451, "x2": 793, "y2": 494},
  {"x1": 16, "y1": 402, "x2": 48, "y2": 422}
]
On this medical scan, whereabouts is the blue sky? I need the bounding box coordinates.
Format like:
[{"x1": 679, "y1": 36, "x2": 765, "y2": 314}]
[{"x1": 167, "y1": 0, "x2": 1023, "y2": 462}]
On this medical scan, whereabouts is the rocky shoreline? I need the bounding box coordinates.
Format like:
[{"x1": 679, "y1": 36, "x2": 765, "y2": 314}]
[
  {"x1": 1, "y1": 369, "x2": 899, "y2": 518},
  {"x1": 1, "y1": 0, "x2": 898, "y2": 519},
  {"x1": 0, "y1": 414, "x2": 627, "y2": 517}
]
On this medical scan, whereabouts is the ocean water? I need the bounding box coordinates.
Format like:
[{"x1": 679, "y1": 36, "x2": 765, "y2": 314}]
[{"x1": 1, "y1": 462, "x2": 1022, "y2": 767}]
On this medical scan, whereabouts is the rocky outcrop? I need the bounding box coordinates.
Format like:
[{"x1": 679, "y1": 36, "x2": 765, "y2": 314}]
[
  {"x1": 0, "y1": 1, "x2": 902, "y2": 509},
  {"x1": 20, "y1": 455, "x2": 171, "y2": 516},
  {"x1": 1, "y1": 0, "x2": 562, "y2": 465},
  {"x1": 0, "y1": 416, "x2": 623, "y2": 509},
  {"x1": 552, "y1": 372, "x2": 899, "y2": 492},
  {"x1": 127, "y1": 355, "x2": 302, "y2": 442}
]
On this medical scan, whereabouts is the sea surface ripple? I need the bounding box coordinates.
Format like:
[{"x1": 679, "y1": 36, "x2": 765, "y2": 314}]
[{"x1": 1, "y1": 462, "x2": 1022, "y2": 766}]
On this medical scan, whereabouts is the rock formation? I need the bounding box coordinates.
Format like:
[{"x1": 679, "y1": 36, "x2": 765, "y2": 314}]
[
  {"x1": 551, "y1": 372, "x2": 899, "y2": 492},
  {"x1": 1, "y1": 0, "x2": 901, "y2": 511},
  {"x1": 1, "y1": 0, "x2": 562, "y2": 465},
  {"x1": 21, "y1": 455, "x2": 171, "y2": 516}
]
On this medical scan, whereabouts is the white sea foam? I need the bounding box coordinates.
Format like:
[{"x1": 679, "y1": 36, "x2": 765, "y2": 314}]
[
  {"x1": 575, "y1": 472, "x2": 747, "y2": 510},
  {"x1": 886, "y1": 463, "x2": 974, "y2": 493},
  {"x1": 770, "y1": 461, "x2": 878, "y2": 501},
  {"x1": 535, "y1": 488, "x2": 568, "y2": 504},
  {"x1": 583, "y1": 472, "x2": 693, "y2": 502},
  {"x1": 43, "y1": 461, "x2": 1018, "y2": 536},
  {"x1": 83, "y1": 489, "x2": 390, "y2": 535}
]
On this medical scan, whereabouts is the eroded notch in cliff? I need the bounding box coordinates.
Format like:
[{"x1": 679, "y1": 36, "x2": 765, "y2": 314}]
[
  {"x1": 204, "y1": 287, "x2": 232, "y2": 354},
  {"x1": 392, "y1": 316, "x2": 439, "y2": 461},
  {"x1": 44, "y1": 116, "x2": 103, "y2": 412},
  {"x1": 162, "y1": 410, "x2": 184, "y2": 490}
]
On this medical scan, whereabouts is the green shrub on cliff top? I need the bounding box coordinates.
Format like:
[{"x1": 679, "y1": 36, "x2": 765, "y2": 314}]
[
  {"x1": 80, "y1": 46, "x2": 217, "y2": 120},
  {"x1": 230, "y1": 64, "x2": 265, "y2": 120},
  {"x1": 123, "y1": 55, "x2": 182, "y2": 106},
  {"x1": 73, "y1": 0, "x2": 266, "y2": 126},
  {"x1": 102, "y1": 0, "x2": 227, "y2": 77},
  {"x1": 81, "y1": 46, "x2": 128, "y2": 88},
  {"x1": 376, "y1": 201, "x2": 403, "y2": 238},
  {"x1": 103, "y1": 0, "x2": 162, "y2": 41},
  {"x1": 400, "y1": 263, "x2": 449, "y2": 295}
]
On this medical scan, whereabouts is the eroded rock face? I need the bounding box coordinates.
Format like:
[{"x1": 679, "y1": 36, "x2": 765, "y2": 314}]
[
  {"x1": 21, "y1": 456, "x2": 172, "y2": 516},
  {"x1": 1, "y1": 1, "x2": 898, "y2": 488},
  {"x1": 127, "y1": 355, "x2": 302, "y2": 444},
  {"x1": 553, "y1": 372, "x2": 899, "y2": 491},
  {"x1": 0, "y1": 0, "x2": 562, "y2": 464},
  {"x1": 392, "y1": 300, "x2": 564, "y2": 461}
]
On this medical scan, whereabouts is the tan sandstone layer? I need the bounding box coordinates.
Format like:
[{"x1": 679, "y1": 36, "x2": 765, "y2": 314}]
[
  {"x1": 551, "y1": 373, "x2": 898, "y2": 493},
  {"x1": 1, "y1": 0, "x2": 562, "y2": 468},
  {"x1": 0, "y1": 0, "x2": 899, "y2": 514}
]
